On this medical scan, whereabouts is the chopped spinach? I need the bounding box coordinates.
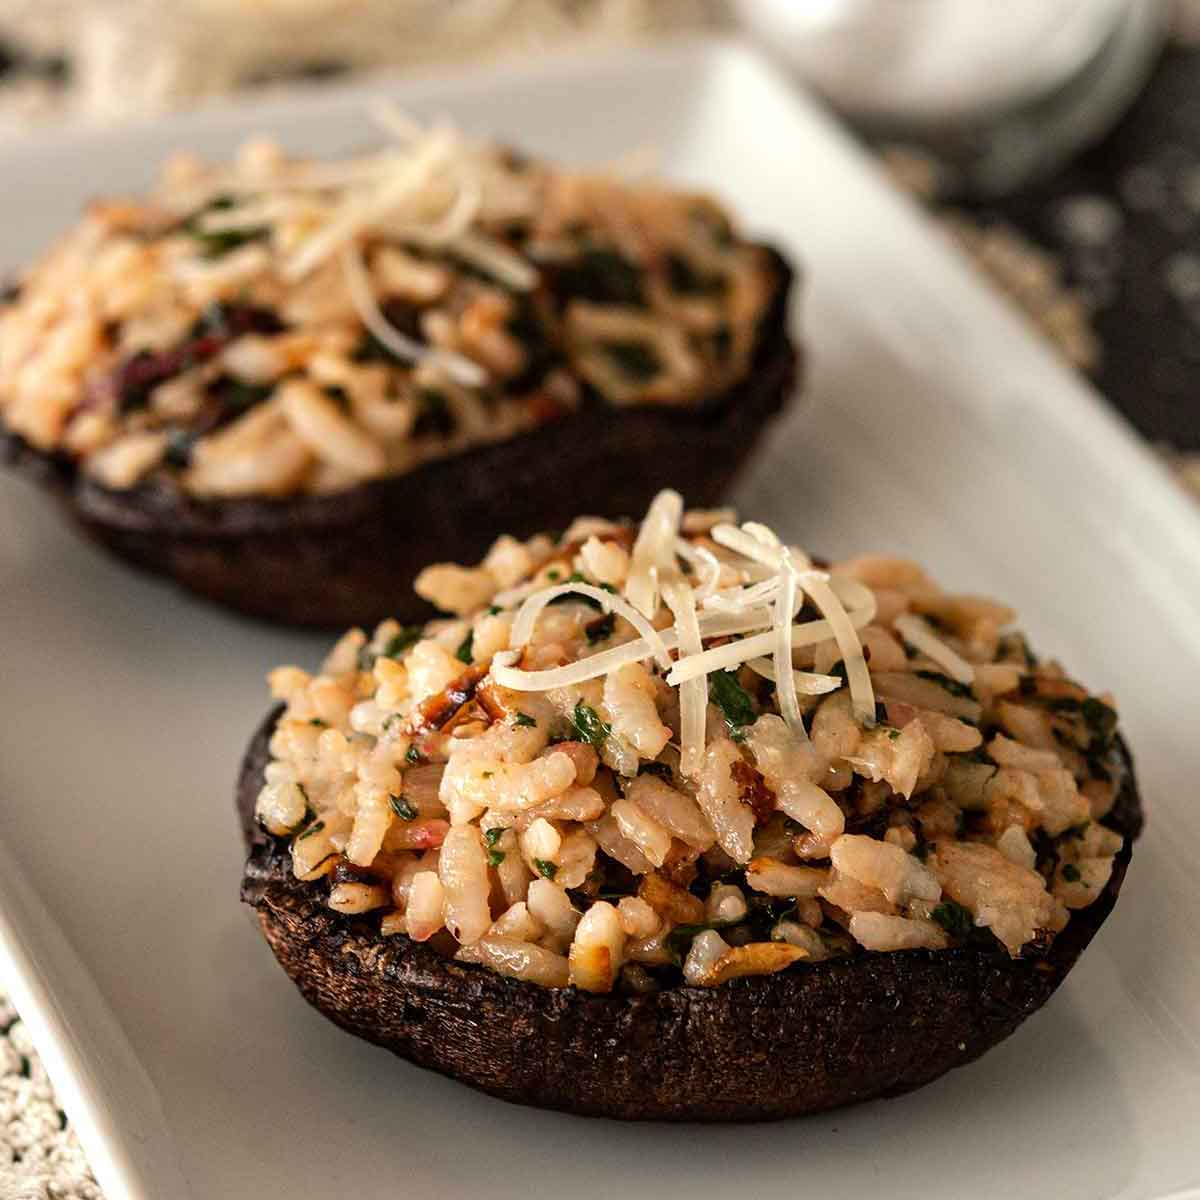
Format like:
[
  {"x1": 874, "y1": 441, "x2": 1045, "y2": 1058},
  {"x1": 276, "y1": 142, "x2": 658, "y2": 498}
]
[
  {"x1": 929, "y1": 899, "x2": 974, "y2": 939},
  {"x1": 709, "y1": 670, "x2": 756, "y2": 739},
  {"x1": 513, "y1": 712, "x2": 538, "y2": 728},
  {"x1": 570, "y1": 701, "x2": 611, "y2": 749},
  {"x1": 533, "y1": 858, "x2": 558, "y2": 880},
  {"x1": 487, "y1": 849, "x2": 507, "y2": 868},
  {"x1": 405, "y1": 745, "x2": 423, "y2": 765},
  {"x1": 389, "y1": 795, "x2": 417, "y2": 821},
  {"x1": 181, "y1": 194, "x2": 268, "y2": 259},
  {"x1": 296, "y1": 820, "x2": 325, "y2": 843},
  {"x1": 1062, "y1": 863, "x2": 1083, "y2": 883},
  {"x1": 455, "y1": 630, "x2": 475, "y2": 665},
  {"x1": 483, "y1": 827, "x2": 505, "y2": 848},
  {"x1": 309, "y1": 718, "x2": 327, "y2": 728}
]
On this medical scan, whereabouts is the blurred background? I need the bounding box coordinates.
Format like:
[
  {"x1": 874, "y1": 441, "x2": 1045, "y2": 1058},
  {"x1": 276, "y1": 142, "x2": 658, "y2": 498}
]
[{"x1": 1, "y1": 2, "x2": 1198, "y2": 1195}]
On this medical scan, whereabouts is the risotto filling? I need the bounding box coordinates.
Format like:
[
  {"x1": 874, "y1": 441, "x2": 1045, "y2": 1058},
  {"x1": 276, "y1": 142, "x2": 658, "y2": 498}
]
[
  {"x1": 255, "y1": 490, "x2": 1127, "y2": 992},
  {"x1": 0, "y1": 113, "x2": 774, "y2": 498}
]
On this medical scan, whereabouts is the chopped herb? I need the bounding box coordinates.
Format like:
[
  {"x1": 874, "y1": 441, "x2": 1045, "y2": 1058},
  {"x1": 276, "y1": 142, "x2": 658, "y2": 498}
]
[
  {"x1": 309, "y1": 718, "x2": 327, "y2": 728},
  {"x1": 181, "y1": 194, "x2": 268, "y2": 258},
  {"x1": 638, "y1": 761, "x2": 674, "y2": 781},
  {"x1": 599, "y1": 339, "x2": 662, "y2": 381},
  {"x1": 487, "y1": 849, "x2": 507, "y2": 868},
  {"x1": 887, "y1": 728, "x2": 901, "y2": 741},
  {"x1": 709, "y1": 670, "x2": 756, "y2": 738},
  {"x1": 487, "y1": 605, "x2": 503, "y2": 616},
  {"x1": 389, "y1": 795, "x2": 417, "y2": 821},
  {"x1": 533, "y1": 858, "x2": 558, "y2": 880},
  {"x1": 914, "y1": 670, "x2": 974, "y2": 700},
  {"x1": 1019, "y1": 674, "x2": 1038, "y2": 697},
  {"x1": 405, "y1": 745, "x2": 423, "y2": 765},
  {"x1": 455, "y1": 630, "x2": 475, "y2": 664},
  {"x1": 546, "y1": 568, "x2": 562, "y2": 582},
  {"x1": 664, "y1": 251, "x2": 726, "y2": 296},
  {"x1": 483, "y1": 827, "x2": 505, "y2": 848},
  {"x1": 570, "y1": 701, "x2": 611, "y2": 748},
  {"x1": 1062, "y1": 863, "x2": 1082, "y2": 883},
  {"x1": 296, "y1": 820, "x2": 325, "y2": 843},
  {"x1": 930, "y1": 900, "x2": 974, "y2": 939},
  {"x1": 586, "y1": 612, "x2": 616, "y2": 645},
  {"x1": 514, "y1": 712, "x2": 538, "y2": 728}
]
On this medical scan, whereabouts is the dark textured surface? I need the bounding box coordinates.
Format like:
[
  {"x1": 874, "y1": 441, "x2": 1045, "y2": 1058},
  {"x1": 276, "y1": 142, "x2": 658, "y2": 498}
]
[
  {"x1": 0, "y1": 249, "x2": 798, "y2": 629},
  {"x1": 237, "y1": 705, "x2": 1142, "y2": 1122},
  {"x1": 964, "y1": 44, "x2": 1200, "y2": 449}
]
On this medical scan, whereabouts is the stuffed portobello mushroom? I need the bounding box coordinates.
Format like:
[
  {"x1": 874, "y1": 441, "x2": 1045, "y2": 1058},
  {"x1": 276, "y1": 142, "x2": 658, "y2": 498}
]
[
  {"x1": 239, "y1": 489, "x2": 1142, "y2": 1121},
  {"x1": 0, "y1": 115, "x2": 796, "y2": 627}
]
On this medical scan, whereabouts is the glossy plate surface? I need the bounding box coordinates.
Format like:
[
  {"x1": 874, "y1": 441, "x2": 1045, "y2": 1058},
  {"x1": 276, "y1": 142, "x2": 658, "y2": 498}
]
[{"x1": 1, "y1": 38, "x2": 1197, "y2": 1200}]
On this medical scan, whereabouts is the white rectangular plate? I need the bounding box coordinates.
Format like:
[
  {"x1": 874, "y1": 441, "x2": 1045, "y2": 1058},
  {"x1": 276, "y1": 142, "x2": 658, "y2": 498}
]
[{"x1": 2, "y1": 39, "x2": 1199, "y2": 1200}]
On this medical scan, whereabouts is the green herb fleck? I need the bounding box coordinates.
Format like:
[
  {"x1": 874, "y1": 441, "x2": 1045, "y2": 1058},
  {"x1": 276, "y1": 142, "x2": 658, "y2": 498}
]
[
  {"x1": 599, "y1": 339, "x2": 661, "y2": 381},
  {"x1": 546, "y1": 568, "x2": 562, "y2": 582},
  {"x1": 389, "y1": 795, "x2": 417, "y2": 821},
  {"x1": 405, "y1": 745, "x2": 423, "y2": 765},
  {"x1": 487, "y1": 849, "x2": 507, "y2": 868},
  {"x1": 377, "y1": 626, "x2": 422, "y2": 661},
  {"x1": 930, "y1": 900, "x2": 974, "y2": 939},
  {"x1": 709, "y1": 670, "x2": 756, "y2": 738},
  {"x1": 570, "y1": 701, "x2": 611, "y2": 749},
  {"x1": 455, "y1": 629, "x2": 475, "y2": 665},
  {"x1": 1062, "y1": 863, "x2": 1082, "y2": 883},
  {"x1": 887, "y1": 728, "x2": 901, "y2": 741},
  {"x1": 309, "y1": 718, "x2": 327, "y2": 728},
  {"x1": 513, "y1": 712, "x2": 537, "y2": 728},
  {"x1": 483, "y1": 827, "x2": 505, "y2": 848},
  {"x1": 296, "y1": 820, "x2": 325, "y2": 843},
  {"x1": 182, "y1": 194, "x2": 268, "y2": 258},
  {"x1": 533, "y1": 858, "x2": 558, "y2": 880},
  {"x1": 487, "y1": 605, "x2": 502, "y2": 616}
]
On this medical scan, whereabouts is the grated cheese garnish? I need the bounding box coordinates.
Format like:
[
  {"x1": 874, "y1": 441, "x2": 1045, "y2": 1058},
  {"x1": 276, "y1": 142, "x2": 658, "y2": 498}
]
[
  {"x1": 490, "y1": 491, "x2": 885, "y2": 764},
  {"x1": 893, "y1": 613, "x2": 975, "y2": 685}
]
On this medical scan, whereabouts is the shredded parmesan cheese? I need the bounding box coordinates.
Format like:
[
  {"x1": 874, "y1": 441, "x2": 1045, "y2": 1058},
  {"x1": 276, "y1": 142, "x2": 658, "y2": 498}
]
[
  {"x1": 661, "y1": 572, "x2": 706, "y2": 776},
  {"x1": 893, "y1": 613, "x2": 976, "y2": 685},
  {"x1": 625, "y1": 489, "x2": 683, "y2": 619}
]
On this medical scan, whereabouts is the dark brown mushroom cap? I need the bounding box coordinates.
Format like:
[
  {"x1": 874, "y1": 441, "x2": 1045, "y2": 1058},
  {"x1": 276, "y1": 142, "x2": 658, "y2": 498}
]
[
  {"x1": 0, "y1": 248, "x2": 797, "y2": 630},
  {"x1": 237, "y1": 706, "x2": 1142, "y2": 1122}
]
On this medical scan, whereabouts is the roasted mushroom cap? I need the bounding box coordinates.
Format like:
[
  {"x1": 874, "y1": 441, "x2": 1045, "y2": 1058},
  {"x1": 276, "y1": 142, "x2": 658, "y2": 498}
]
[
  {"x1": 238, "y1": 708, "x2": 1141, "y2": 1122},
  {"x1": 1, "y1": 252, "x2": 796, "y2": 630}
]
